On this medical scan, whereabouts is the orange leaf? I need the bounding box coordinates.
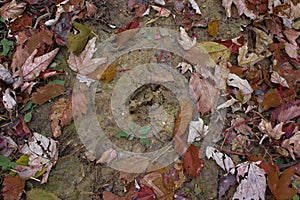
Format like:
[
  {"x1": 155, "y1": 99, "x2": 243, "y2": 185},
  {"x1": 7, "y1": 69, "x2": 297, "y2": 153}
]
[
  {"x1": 32, "y1": 84, "x2": 65, "y2": 105},
  {"x1": 100, "y1": 65, "x2": 116, "y2": 83},
  {"x1": 208, "y1": 18, "x2": 219, "y2": 37}
]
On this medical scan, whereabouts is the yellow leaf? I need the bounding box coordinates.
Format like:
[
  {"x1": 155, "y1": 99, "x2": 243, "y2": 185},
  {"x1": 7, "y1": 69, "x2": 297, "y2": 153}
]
[{"x1": 208, "y1": 18, "x2": 219, "y2": 37}]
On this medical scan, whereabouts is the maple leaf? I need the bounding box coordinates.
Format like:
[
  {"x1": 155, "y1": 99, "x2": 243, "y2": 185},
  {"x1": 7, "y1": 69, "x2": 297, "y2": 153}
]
[
  {"x1": 67, "y1": 37, "x2": 107, "y2": 75},
  {"x1": 258, "y1": 119, "x2": 285, "y2": 140},
  {"x1": 189, "y1": 73, "x2": 219, "y2": 114},
  {"x1": 182, "y1": 145, "x2": 204, "y2": 178},
  {"x1": 0, "y1": 0, "x2": 26, "y2": 20},
  {"x1": 231, "y1": 161, "x2": 266, "y2": 200},
  {"x1": 32, "y1": 84, "x2": 65, "y2": 105},
  {"x1": 21, "y1": 48, "x2": 59, "y2": 82},
  {"x1": 2, "y1": 174, "x2": 25, "y2": 200},
  {"x1": 178, "y1": 27, "x2": 196, "y2": 50}
]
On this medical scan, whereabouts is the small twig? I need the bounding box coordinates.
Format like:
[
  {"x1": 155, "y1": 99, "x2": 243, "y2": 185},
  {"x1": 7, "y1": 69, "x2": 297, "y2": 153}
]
[
  {"x1": 220, "y1": 149, "x2": 247, "y2": 156},
  {"x1": 33, "y1": 10, "x2": 51, "y2": 30},
  {"x1": 279, "y1": 159, "x2": 300, "y2": 170}
]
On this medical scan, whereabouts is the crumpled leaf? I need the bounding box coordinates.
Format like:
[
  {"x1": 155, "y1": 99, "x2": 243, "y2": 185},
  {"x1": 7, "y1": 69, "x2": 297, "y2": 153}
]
[
  {"x1": 26, "y1": 188, "x2": 60, "y2": 200},
  {"x1": 151, "y1": 5, "x2": 171, "y2": 17},
  {"x1": 19, "y1": 132, "x2": 58, "y2": 184},
  {"x1": 32, "y1": 84, "x2": 65, "y2": 105},
  {"x1": 2, "y1": 174, "x2": 25, "y2": 200},
  {"x1": 187, "y1": 117, "x2": 208, "y2": 143},
  {"x1": 237, "y1": 43, "x2": 265, "y2": 67},
  {"x1": 0, "y1": 0, "x2": 26, "y2": 20},
  {"x1": 96, "y1": 148, "x2": 117, "y2": 164},
  {"x1": 258, "y1": 119, "x2": 285, "y2": 140},
  {"x1": 206, "y1": 146, "x2": 234, "y2": 172},
  {"x1": 282, "y1": 131, "x2": 300, "y2": 160},
  {"x1": 67, "y1": 21, "x2": 92, "y2": 55},
  {"x1": 231, "y1": 161, "x2": 266, "y2": 200},
  {"x1": 0, "y1": 64, "x2": 13, "y2": 84},
  {"x1": 21, "y1": 48, "x2": 59, "y2": 82},
  {"x1": 284, "y1": 42, "x2": 298, "y2": 59},
  {"x1": 182, "y1": 145, "x2": 204, "y2": 178},
  {"x1": 222, "y1": 0, "x2": 256, "y2": 19},
  {"x1": 67, "y1": 37, "x2": 106, "y2": 75},
  {"x1": 271, "y1": 71, "x2": 289, "y2": 88},
  {"x1": 189, "y1": 73, "x2": 219, "y2": 114},
  {"x1": 178, "y1": 27, "x2": 196, "y2": 50},
  {"x1": 86, "y1": 2, "x2": 97, "y2": 17},
  {"x1": 0, "y1": 135, "x2": 17, "y2": 157},
  {"x1": 227, "y1": 73, "x2": 253, "y2": 104},
  {"x1": 175, "y1": 62, "x2": 193, "y2": 74},
  {"x1": 2, "y1": 88, "x2": 16, "y2": 111},
  {"x1": 188, "y1": 0, "x2": 201, "y2": 14}
]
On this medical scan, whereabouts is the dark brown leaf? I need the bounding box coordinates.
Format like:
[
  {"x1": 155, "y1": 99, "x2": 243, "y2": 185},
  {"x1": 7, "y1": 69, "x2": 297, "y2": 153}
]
[
  {"x1": 2, "y1": 174, "x2": 25, "y2": 200},
  {"x1": 32, "y1": 84, "x2": 65, "y2": 105}
]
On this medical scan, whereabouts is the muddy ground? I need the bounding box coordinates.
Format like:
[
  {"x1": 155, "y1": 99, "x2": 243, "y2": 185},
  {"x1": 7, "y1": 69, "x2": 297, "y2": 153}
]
[{"x1": 27, "y1": 0, "x2": 249, "y2": 199}]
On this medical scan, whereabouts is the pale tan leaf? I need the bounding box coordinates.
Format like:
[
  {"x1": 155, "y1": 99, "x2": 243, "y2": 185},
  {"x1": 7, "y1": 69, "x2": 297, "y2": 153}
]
[
  {"x1": 237, "y1": 43, "x2": 264, "y2": 67},
  {"x1": 282, "y1": 131, "x2": 300, "y2": 160},
  {"x1": 96, "y1": 148, "x2": 117, "y2": 164},
  {"x1": 67, "y1": 37, "x2": 106, "y2": 75},
  {"x1": 271, "y1": 71, "x2": 289, "y2": 88},
  {"x1": 187, "y1": 117, "x2": 208, "y2": 143},
  {"x1": 22, "y1": 48, "x2": 59, "y2": 81},
  {"x1": 188, "y1": 0, "x2": 201, "y2": 14},
  {"x1": 222, "y1": 0, "x2": 256, "y2": 19},
  {"x1": 176, "y1": 62, "x2": 193, "y2": 74},
  {"x1": 0, "y1": 0, "x2": 26, "y2": 20},
  {"x1": 227, "y1": 73, "x2": 253, "y2": 103},
  {"x1": 151, "y1": 5, "x2": 171, "y2": 17},
  {"x1": 178, "y1": 27, "x2": 196, "y2": 50},
  {"x1": 258, "y1": 119, "x2": 285, "y2": 140}
]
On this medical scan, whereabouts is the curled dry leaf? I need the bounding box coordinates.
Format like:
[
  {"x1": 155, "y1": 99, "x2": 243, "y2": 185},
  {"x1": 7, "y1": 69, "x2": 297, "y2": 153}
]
[
  {"x1": 0, "y1": 0, "x2": 26, "y2": 20},
  {"x1": 188, "y1": 0, "x2": 201, "y2": 14},
  {"x1": 222, "y1": 0, "x2": 256, "y2": 19},
  {"x1": 227, "y1": 73, "x2": 253, "y2": 104},
  {"x1": 32, "y1": 84, "x2": 65, "y2": 105},
  {"x1": 206, "y1": 146, "x2": 235, "y2": 172},
  {"x1": 282, "y1": 131, "x2": 300, "y2": 160},
  {"x1": 21, "y1": 48, "x2": 59, "y2": 82},
  {"x1": 271, "y1": 71, "x2": 289, "y2": 88},
  {"x1": 2, "y1": 174, "x2": 25, "y2": 200},
  {"x1": 187, "y1": 117, "x2": 208, "y2": 143},
  {"x1": 176, "y1": 62, "x2": 193, "y2": 74},
  {"x1": 151, "y1": 5, "x2": 171, "y2": 17},
  {"x1": 67, "y1": 37, "x2": 107, "y2": 75},
  {"x1": 232, "y1": 161, "x2": 266, "y2": 200},
  {"x1": 238, "y1": 43, "x2": 264, "y2": 67},
  {"x1": 258, "y1": 119, "x2": 285, "y2": 140},
  {"x1": 2, "y1": 88, "x2": 16, "y2": 111},
  {"x1": 178, "y1": 27, "x2": 196, "y2": 50}
]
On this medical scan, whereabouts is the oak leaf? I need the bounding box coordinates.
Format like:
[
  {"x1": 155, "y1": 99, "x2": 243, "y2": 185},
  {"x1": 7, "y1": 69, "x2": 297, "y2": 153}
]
[{"x1": 67, "y1": 37, "x2": 106, "y2": 75}]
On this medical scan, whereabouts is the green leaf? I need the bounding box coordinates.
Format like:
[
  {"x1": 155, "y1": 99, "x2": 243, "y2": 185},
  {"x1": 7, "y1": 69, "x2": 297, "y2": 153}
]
[
  {"x1": 139, "y1": 138, "x2": 150, "y2": 146},
  {"x1": 16, "y1": 155, "x2": 29, "y2": 166},
  {"x1": 34, "y1": 167, "x2": 46, "y2": 178},
  {"x1": 0, "y1": 38, "x2": 14, "y2": 56},
  {"x1": 114, "y1": 131, "x2": 129, "y2": 138},
  {"x1": 0, "y1": 155, "x2": 16, "y2": 171},
  {"x1": 199, "y1": 41, "x2": 230, "y2": 64},
  {"x1": 24, "y1": 100, "x2": 33, "y2": 111},
  {"x1": 293, "y1": 194, "x2": 299, "y2": 200},
  {"x1": 48, "y1": 79, "x2": 65, "y2": 86},
  {"x1": 67, "y1": 21, "x2": 92, "y2": 55},
  {"x1": 24, "y1": 112, "x2": 32, "y2": 123},
  {"x1": 192, "y1": 141, "x2": 201, "y2": 146},
  {"x1": 26, "y1": 188, "x2": 60, "y2": 200},
  {"x1": 0, "y1": 16, "x2": 5, "y2": 23},
  {"x1": 138, "y1": 126, "x2": 151, "y2": 135}
]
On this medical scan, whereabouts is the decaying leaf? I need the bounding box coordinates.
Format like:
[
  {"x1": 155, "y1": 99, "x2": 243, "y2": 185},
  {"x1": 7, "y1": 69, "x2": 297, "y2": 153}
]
[
  {"x1": 32, "y1": 84, "x2": 65, "y2": 105},
  {"x1": 206, "y1": 146, "x2": 234, "y2": 172},
  {"x1": 227, "y1": 73, "x2": 253, "y2": 103},
  {"x1": 26, "y1": 188, "x2": 60, "y2": 200},
  {"x1": 2, "y1": 88, "x2": 16, "y2": 111},
  {"x1": 187, "y1": 117, "x2": 208, "y2": 143},
  {"x1": 0, "y1": 135, "x2": 17, "y2": 157},
  {"x1": 151, "y1": 5, "x2": 171, "y2": 17},
  {"x1": 282, "y1": 131, "x2": 300, "y2": 160},
  {"x1": 176, "y1": 62, "x2": 193, "y2": 74},
  {"x1": 0, "y1": 0, "x2": 26, "y2": 20},
  {"x1": 67, "y1": 21, "x2": 92, "y2": 55},
  {"x1": 222, "y1": 0, "x2": 256, "y2": 19},
  {"x1": 188, "y1": 0, "x2": 201, "y2": 14},
  {"x1": 178, "y1": 27, "x2": 196, "y2": 50},
  {"x1": 231, "y1": 161, "x2": 266, "y2": 200},
  {"x1": 182, "y1": 145, "x2": 204, "y2": 178},
  {"x1": 100, "y1": 65, "x2": 116, "y2": 83},
  {"x1": 237, "y1": 43, "x2": 264, "y2": 67},
  {"x1": 277, "y1": 102, "x2": 300, "y2": 122},
  {"x1": 67, "y1": 37, "x2": 106, "y2": 75},
  {"x1": 258, "y1": 119, "x2": 285, "y2": 140},
  {"x1": 22, "y1": 48, "x2": 59, "y2": 82},
  {"x1": 2, "y1": 174, "x2": 25, "y2": 200},
  {"x1": 271, "y1": 71, "x2": 289, "y2": 88},
  {"x1": 96, "y1": 148, "x2": 117, "y2": 164},
  {"x1": 261, "y1": 88, "x2": 282, "y2": 111}
]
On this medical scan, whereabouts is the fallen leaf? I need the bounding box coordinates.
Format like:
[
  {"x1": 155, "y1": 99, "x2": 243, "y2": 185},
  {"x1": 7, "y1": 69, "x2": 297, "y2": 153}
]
[
  {"x1": 278, "y1": 102, "x2": 300, "y2": 122},
  {"x1": 116, "y1": 28, "x2": 140, "y2": 47},
  {"x1": 154, "y1": 0, "x2": 165, "y2": 5},
  {"x1": 176, "y1": 62, "x2": 193, "y2": 74},
  {"x1": 178, "y1": 27, "x2": 196, "y2": 50},
  {"x1": 53, "y1": 12, "x2": 73, "y2": 46},
  {"x1": 0, "y1": 64, "x2": 13, "y2": 84},
  {"x1": 237, "y1": 43, "x2": 264, "y2": 67},
  {"x1": 11, "y1": 117, "x2": 31, "y2": 139},
  {"x1": 100, "y1": 65, "x2": 116, "y2": 82},
  {"x1": 284, "y1": 42, "x2": 298, "y2": 59},
  {"x1": 261, "y1": 88, "x2": 282, "y2": 111},
  {"x1": 26, "y1": 188, "x2": 60, "y2": 200},
  {"x1": 102, "y1": 191, "x2": 126, "y2": 200},
  {"x1": 151, "y1": 5, "x2": 171, "y2": 17},
  {"x1": 271, "y1": 71, "x2": 289, "y2": 88},
  {"x1": 189, "y1": 73, "x2": 219, "y2": 114},
  {"x1": 86, "y1": 2, "x2": 97, "y2": 17},
  {"x1": 0, "y1": 0, "x2": 26, "y2": 20},
  {"x1": 117, "y1": 18, "x2": 140, "y2": 33},
  {"x1": 282, "y1": 131, "x2": 300, "y2": 160},
  {"x1": 222, "y1": 0, "x2": 256, "y2": 19},
  {"x1": 0, "y1": 135, "x2": 17, "y2": 157},
  {"x1": 187, "y1": 117, "x2": 208, "y2": 143},
  {"x1": 206, "y1": 146, "x2": 235, "y2": 172},
  {"x1": 96, "y1": 148, "x2": 117, "y2": 164},
  {"x1": 227, "y1": 73, "x2": 253, "y2": 103},
  {"x1": 67, "y1": 37, "x2": 106, "y2": 75},
  {"x1": 2, "y1": 174, "x2": 25, "y2": 200},
  {"x1": 2, "y1": 88, "x2": 16, "y2": 111},
  {"x1": 67, "y1": 21, "x2": 92, "y2": 55},
  {"x1": 32, "y1": 84, "x2": 65, "y2": 105},
  {"x1": 208, "y1": 18, "x2": 219, "y2": 37},
  {"x1": 231, "y1": 161, "x2": 266, "y2": 200},
  {"x1": 182, "y1": 145, "x2": 204, "y2": 178},
  {"x1": 199, "y1": 41, "x2": 231, "y2": 65},
  {"x1": 22, "y1": 48, "x2": 59, "y2": 81},
  {"x1": 218, "y1": 173, "x2": 236, "y2": 198},
  {"x1": 10, "y1": 14, "x2": 32, "y2": 33},
  {"x1": 188, "y1": 0, "x2": 201, "y2": 14},
  {"x1": 258, "y1": 119, "x2": 285, "y2": 140}
]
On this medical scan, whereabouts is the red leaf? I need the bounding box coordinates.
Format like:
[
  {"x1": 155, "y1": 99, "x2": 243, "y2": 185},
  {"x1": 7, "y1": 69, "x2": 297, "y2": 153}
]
[
  {"x1": 117, "y1": 19, "x2": 140, "y2": 33},
  {"x1": 182, "y1": 145, "x2": 204, "y2": 178},
  {"x1": 134, "y1": 185, "x2": 156, "y2": 200},
  {"x1": 2, "y1": 174, "x2": 25, "y2": 200},
  {"x1": 102, "y1": 191, "x2": 126, "y2": 200}
]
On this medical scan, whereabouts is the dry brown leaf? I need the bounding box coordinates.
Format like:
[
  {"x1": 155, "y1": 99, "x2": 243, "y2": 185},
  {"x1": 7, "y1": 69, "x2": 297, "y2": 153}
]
[
  {"x1": 67, "y1": 37, "x2": 107, "y2": 75},
  {"x1": 32, "y1": 84, "x2": 65, "y2": 105},
  {"x1": 208, "y1": 18, "x2": 219, "y2": 37},
  {"x1": 0, "y1": 0, "x2": 26, "y2": 20},
  {"x1": 282, "y1": 131, "x2": 300, "y2": 160},
  {"x1": 116, "y1": 28, "x2": 140, "y2": 47},
  {"x1": 258, "y1": 119, "x2": 285, "y2": 140},
  {"x1": 237, "y1": 43, "x2": 264, "y2": 67},
  {"x1": 222, "y1": 0, "x2": 256, "y2": 19},
  {"x1": 21, "y1": 48, "x2": 59, "y2": 81},
  {"x1": 2, "y1": 174, "x2": 25, "y2": 200},
  {"x1": 278, "y1": 103, "x2": 300, "y2": 122},
  {"x1": 49, "y1": 97, "x2": 69, "y2": 138},
  {"x1": 96, "y1": 148, "x2": 117, "y2": 164},
  {"x1": 262, "y1": 88, "x2": 282, "y2": 111},
  {"x1": 151, "y1": 5, "x2": 171, "y2": 17}
]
